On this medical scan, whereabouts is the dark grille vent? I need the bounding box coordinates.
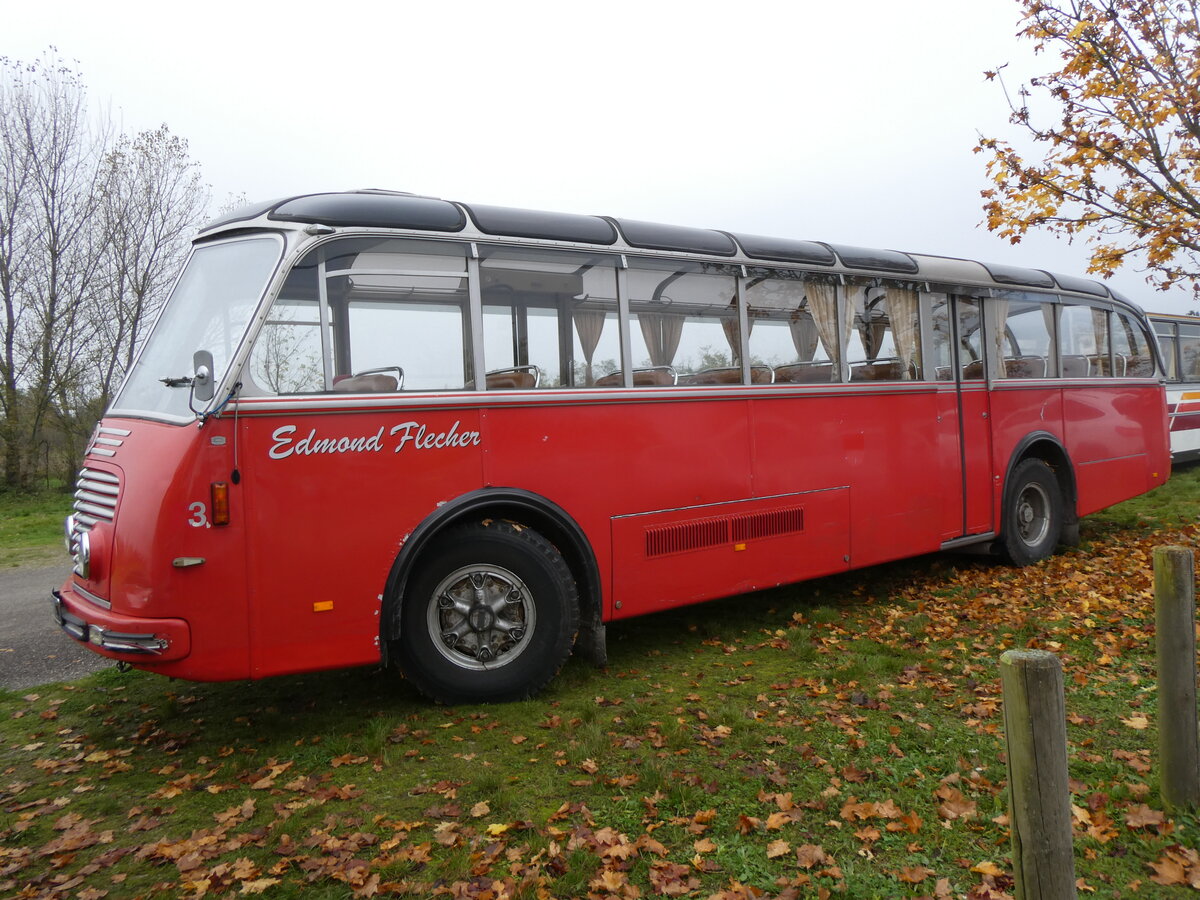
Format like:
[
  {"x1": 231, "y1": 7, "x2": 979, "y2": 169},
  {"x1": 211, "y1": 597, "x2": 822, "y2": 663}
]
[
  {"x1": 732, "y1": 506, "x2": 805, "y2": 542},
  {"x1": 644, "y1": 504, "x2": 806, "y2": 558},
  {"x1": 646, "y1": 517, "x2": 730, "y2": 557}
]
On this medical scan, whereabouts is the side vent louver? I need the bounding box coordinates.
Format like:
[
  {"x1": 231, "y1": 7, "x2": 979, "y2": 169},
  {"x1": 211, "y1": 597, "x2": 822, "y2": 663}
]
[
  {"x1": 646, "y1": 517, "x2": 729, "y2": 557},
  {"x1": 645, "y1": 505, "x2": 805, "y2": 558},
  {"x1": 73, "y1": 467, "x2": 120, "y2": 528},
  {"x1": 732, "y1": 507, "x2": 805, "y2": 542}
]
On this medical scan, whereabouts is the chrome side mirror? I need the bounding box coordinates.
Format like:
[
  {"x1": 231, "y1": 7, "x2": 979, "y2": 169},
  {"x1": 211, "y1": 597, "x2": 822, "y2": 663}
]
[{"x1": 193, "y1": 350, "x2": 215, "y2": 402}]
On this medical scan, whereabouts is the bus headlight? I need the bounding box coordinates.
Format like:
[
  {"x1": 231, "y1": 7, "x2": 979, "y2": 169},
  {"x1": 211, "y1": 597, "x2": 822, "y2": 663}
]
[{"x1": 72, "y1": 530, "x2": 91, "y2": 579}]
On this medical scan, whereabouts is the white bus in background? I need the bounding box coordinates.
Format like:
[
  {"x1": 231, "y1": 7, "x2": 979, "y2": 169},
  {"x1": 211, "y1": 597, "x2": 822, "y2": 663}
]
[{"x1": 1150, "y1": 312, "x2": 1200, "y2": 463}]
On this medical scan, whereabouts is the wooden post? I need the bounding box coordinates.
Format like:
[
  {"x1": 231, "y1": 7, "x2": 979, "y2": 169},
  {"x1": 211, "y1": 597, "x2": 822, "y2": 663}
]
[
  {"x1": 1154, "y1": 545, "x2": 1200, "y2": 812},
  {"x1": 1000, "y1": 649, "x2": 1076, "y2": 900}
]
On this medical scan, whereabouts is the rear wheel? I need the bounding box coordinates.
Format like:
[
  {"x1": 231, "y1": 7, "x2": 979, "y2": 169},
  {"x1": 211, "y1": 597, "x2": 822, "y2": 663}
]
[
  {"x1": 397, "y1": 520, "x2": 578, "y2": 704},
  {"x1": 1001, "y1": 458, "x2": 1063, "y2": 566}
]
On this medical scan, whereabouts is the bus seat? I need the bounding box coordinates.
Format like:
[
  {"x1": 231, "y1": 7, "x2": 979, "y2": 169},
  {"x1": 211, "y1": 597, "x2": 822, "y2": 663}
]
[
  {"x1": 1003, "y1": 356, "x2": 1047, "y2": 378},
  {"x1": 850, "y1": 358, "x2": 913, "y2": 382},
  {"x1": 775, "y1": 362, "x2": 835, "y2": 383},
  {"x1": 633, "y1": 366, "x2": 676, "y2": 385},
  {"x1": 595, "y1": 366, "x2": 677, "y2": 387},
  {"x1": 485, "y1": 365, "x2": 541, "y2": 390},
  {"x1": 1126, "y1": 355, "x2": 1154, "y2": 377},
  {"x1": 332, "y1": 373, "x2": 399, "y2": 393},
  {"x1": 1062, "y1": 355, "x2": 1089, "y2": 377},
  {"x1": 679, "y1": 366, "x2": 775, "y2": 386},
  {"x1": 961, "y1": 360, "x2": 985, "y2": 380},
  {"x1": 682, "y1": 367, "x2": 741, "y2": 385}
]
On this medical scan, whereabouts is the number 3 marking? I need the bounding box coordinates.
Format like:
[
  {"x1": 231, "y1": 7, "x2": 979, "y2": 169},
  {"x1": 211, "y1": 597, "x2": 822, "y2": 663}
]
[{"x1": 188, "y1": 502, "x2": 209, "y2": 528}]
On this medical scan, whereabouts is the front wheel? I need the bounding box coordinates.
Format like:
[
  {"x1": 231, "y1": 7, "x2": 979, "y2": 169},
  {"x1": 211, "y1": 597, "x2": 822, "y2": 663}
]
[
  {"x1": 1001, "y1": 458, "x2": 1063, "y2": 566},
  {"x1": 396, "y1": 520, "x2": 579, "y2": 704}
]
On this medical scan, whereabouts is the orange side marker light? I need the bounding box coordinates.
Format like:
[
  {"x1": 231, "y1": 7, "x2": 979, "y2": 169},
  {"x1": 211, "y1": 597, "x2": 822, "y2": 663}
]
[{"x1": 210, "y1": 482, "x2": 230, "y2": 526}]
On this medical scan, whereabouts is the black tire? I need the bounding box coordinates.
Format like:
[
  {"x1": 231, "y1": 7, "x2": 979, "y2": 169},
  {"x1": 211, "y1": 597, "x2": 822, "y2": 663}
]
[
  {"x1": 396, "y1": 520, "x2": 579, "y2": 704},
  {"x1": 1001, "y1": 458, "x2": 1063, "y2": 566}
]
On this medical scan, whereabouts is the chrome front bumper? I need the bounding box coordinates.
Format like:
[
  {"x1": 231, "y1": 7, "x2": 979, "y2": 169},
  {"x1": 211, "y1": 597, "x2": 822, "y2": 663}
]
[{"x1": 52, "y1": 589, "x2": 174, "y2": 656}]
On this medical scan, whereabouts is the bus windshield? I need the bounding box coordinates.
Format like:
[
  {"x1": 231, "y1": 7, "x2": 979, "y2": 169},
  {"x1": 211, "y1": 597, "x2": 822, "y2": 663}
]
[{"x1": 112, "y1": 237, "x2": 282, "y2": 420}]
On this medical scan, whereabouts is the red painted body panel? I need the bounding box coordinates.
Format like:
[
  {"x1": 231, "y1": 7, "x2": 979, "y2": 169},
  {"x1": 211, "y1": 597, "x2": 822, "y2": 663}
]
[
  {"x1": 1061, "y1": 383, "x2": 1171, "y2": 514},
  {"x1": 238, "y1": 409, "x2": 485, "y2": 677},
  {"x1": 58, "y1": 418, "x2": 252, "y2": 680},
  {"x1": 56, "y1": 377, "x2": 1169, "y2": 682}
]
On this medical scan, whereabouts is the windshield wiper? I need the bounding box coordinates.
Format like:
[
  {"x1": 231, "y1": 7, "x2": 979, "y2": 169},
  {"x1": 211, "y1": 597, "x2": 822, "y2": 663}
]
[{"x1": 160, "y1": 375, "x2": 195, "y2": 388}]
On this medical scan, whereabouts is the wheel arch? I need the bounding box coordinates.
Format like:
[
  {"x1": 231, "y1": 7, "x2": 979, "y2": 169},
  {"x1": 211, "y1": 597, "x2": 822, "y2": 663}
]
[
  {"x1": 379, "y1": 488, "x2": 602, "y2": 666},
  {"x1": 1000, "y1": 431, "x2": 1079, "y2": 543}
]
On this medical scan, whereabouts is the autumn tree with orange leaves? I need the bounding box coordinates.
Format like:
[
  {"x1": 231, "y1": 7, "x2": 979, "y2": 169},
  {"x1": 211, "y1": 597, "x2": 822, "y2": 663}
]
[{"x1": 978, "y1": 0, "x2": 1200, "y2": 297}]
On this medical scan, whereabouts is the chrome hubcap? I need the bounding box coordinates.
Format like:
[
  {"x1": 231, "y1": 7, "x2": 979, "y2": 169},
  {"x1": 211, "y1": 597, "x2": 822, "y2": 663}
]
[
  {"x1": 1015, "y1": 483, "x2": 1051, "y2": 546},
  {"x1": 427, "y1": 565, "x2": 534, "y2": 670}
]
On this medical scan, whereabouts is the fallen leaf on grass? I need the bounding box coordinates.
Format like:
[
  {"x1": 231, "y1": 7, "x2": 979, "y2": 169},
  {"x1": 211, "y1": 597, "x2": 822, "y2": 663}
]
[
  {"x1": 1124, "y1": 804, "x2": 1168, "y2": 832},
  {"x1": 1148, "y1": 845, "x2": 1200, "y2": 887},
  {"x1": 239, "y1": 878, "x2": 280, "y2": 895},
  {"x1": 895, "y1": 865, "x2": 933, "y2": 883}
]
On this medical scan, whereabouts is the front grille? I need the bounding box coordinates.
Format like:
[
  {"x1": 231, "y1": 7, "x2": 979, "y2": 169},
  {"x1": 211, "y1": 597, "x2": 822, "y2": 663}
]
[{"x1": 73, "y1": 468, "x2": 120, "y2": 528}]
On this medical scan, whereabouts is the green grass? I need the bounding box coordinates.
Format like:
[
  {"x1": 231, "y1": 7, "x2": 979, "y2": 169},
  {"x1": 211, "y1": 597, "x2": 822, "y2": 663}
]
[
  {"x1": 0, "y1": 468, "x2": 1198, "y2": 897},
  {"x1": 0, "y1": 487, "x2": 71, "y2": 567}
]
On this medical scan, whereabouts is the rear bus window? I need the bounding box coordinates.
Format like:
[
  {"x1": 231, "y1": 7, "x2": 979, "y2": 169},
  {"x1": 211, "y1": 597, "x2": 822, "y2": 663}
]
[{"x1": 1113, "y1": 310, "x2": 1156, "y2": 377}]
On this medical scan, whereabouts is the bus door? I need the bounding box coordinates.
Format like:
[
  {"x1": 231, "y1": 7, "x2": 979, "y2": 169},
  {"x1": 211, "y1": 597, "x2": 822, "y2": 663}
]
[{"x1": 930, "y1": 294, "x2": 994, "y2": 538}]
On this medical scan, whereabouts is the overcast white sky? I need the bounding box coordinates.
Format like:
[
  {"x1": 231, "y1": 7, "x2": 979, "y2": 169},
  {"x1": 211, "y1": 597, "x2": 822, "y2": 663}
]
[{"x1": 6, "y1": 0, "x2": 1194, "y2": 313}]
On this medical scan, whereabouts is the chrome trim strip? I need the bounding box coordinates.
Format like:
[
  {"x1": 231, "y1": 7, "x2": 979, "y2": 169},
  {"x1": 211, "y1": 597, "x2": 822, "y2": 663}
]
[
  {"x1": 75, "y1": 500, "x2": 115, "y2": 519},
  {"x1": 88, "y1": 447, "x2": 117, "y2": 457},
  {"x1": 75, "y1": 489, "x2": 117, "y2": 507},
  {"x1": 98, "y1": 426, "x2": 132, "y2": 436},
  {"x1": 80, "y1": 469, "x2": 119, "y2": 483},
  {"x1": 73, "y1": 582, "x2": 111, "y2": 610},
  {"x1": 77, "y1": 479, "x2": 119, "y2": 495},
  {"x1": 73, "y1": 468, "x2": 120, "y2": 524},
  {"x1": 940, "y1": 532, "x2": 996, "y2": 551},
  {"x1": 611, "y1": 486, "x2": 849, "y2": 521},
  {"x1": 227, "y1": 383, "x2": 942, "y2": 415}
]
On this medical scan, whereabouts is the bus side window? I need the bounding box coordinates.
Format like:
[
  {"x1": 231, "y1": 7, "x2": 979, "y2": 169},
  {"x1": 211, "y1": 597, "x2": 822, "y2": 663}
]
[
  {"x1": 330, "y1": 240, "x2": 472, "y2": 391},
  {"x1": 249, "y1": 256, "x2": 326, "y2": 393},
  {"x1": 992, "y1": 296, "x2": 1055, "y2": 379},
  {"x1": 1060, "y1": 303, "x2": 1111, "y2": 377},
  {"x1": 1158, "y1": 334, "x2": 1179, "y2": 381},
  {"x1": 846, "y1": 283, "x2": 921, "y2": 382},
  {"x1": 745, "y1": 268, "x2": 834, "y2": 384},
  {"x1": 628, "y1": 260, "x2": 738, "y2": 386},
  {"x1": 1113, "y1": 310, "x2": 1156, "y2": 377},
  {"x1": 480, "y1": 246, "x2": 620, "y2": 389},
  {"x1": 1180, "y1": 324, "x2": 1200, "y2": 379},
  {"x1": 1153, "y1": 319, "x2": 1179, "y2": 381},
  {"x1": 250, "y1": 238, "x2": 476, "y2": 396}
]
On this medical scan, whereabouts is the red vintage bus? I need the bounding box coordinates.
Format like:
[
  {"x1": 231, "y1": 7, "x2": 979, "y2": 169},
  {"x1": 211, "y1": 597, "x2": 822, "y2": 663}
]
[{"x1": 53, "y1": 190, "x2": 1171, "y2": 703}]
